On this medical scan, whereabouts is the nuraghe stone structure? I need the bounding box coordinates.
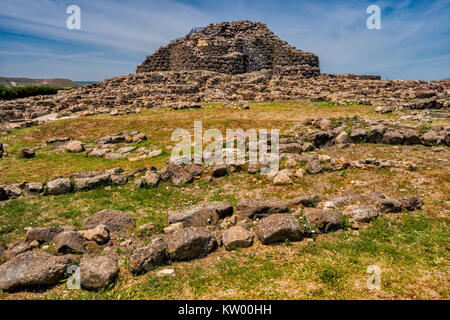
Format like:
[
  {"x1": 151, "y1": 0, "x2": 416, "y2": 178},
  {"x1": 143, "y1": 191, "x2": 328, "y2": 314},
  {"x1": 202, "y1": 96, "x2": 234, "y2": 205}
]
[
  {"x1": 136, "y1": 21, "x2": 320, "y2": 77},
  {"x1": 0, "y1": 20, "x2": 448, "y2": 130}
]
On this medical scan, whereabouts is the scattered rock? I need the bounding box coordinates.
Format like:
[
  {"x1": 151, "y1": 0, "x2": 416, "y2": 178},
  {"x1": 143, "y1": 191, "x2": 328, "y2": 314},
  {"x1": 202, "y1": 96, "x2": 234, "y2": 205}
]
[
  {"x1": 148, "y1": 149, "x2": 162, "y2": 158},
  {"x1": 310, "y1": 131, "x2": 334, "y2": 148},
  {"x1": 19, "y1": 148, "x2": 35, "y2": 159},
  {"x1": 222, "y1": 226, "x2": 254, "y2": 250},
  {"x1": 185, "y1": 164, "x2": 202, "y2": 176},
  {"x1": 74, "y1": 174, "x2": 110, "y2": 191},
  {"x1": 306, "y1": 157, "x2": 323, "y2": 174},
  {"x1": 345, "y1": 205, "x2": 379, "y2": 223},
  {"x1": 211, "y1": 164, "x2": 228, "y2": 177},
  {"x1": 66, "y1": 140, "x2": 85, "y2": 153},
  {"x1": 23, "y1": 182, "x2": 43, "y2": 196},
  {"x1": 47, "y1": 178, "x2": 72, "y2": 195},
  {"x1": 167, "y1": 227, "x2": 217, "y2": 261},
  {"x1": 236, "y1": 197, "x2": 289, "y2": 220},
  {"x1": 335, "y1": 131, "x2": 349, "y2": 144},
  {"x1": 366, "y1": 125, "x2": 386, "y2": 143},
  {"x1": 82, "y1": 209, "x2": 136, "y2": 233},
  {"x1": 379, "y1": 197, "x2": 402, "y2": 213},
  {"x1": 400, "y1": 195, "x2": 424, "y2": 211},
  {"x1": 382, "y1": 130, "x2": 404, "y2": 145},
  {"x1": 403, "y1": 129, "x2": 421, "y2": 145},
  {"x1": 54, "y1": 231, "x2": 84, "y2": 254},
  {"x1": 132, "y1": 133, "x2": 147, "y2": 143},
  {"x1": 349, "y1": 128, "x2": 367, "y2": 143},
  {"x1": 80, "y1": 224, "x2": 110, "y2": 244},
  {"x1": 302, "y1": 142, "x2": 315, "y2": 152},
  {"x1": 421, "y1": 131, "x2": 440, "y2": 146},
  {"x1": 157, "y1": 268, "x2": 175, "y2": 277},
  {"x1": 105, "y1": 152, "x2": 125, "y2": 160},
  {"x1": 288, "y1": 195, "x2": 321, "y2": 207},
  {"x1": 80, "y1": 256, "x2": 119, "y2": 290},
  {"x1": 111, "y1": 174, "x2": 128, "y2": 185},
  {"x1": 164, "y1": 222, "x2": 184, "y2": 234},
  {"x1": 273, "y1": 169, "x2": 292, "y2": 185},
  {"x1": 0, "y1": 251, "x2": 73, "y2": 291},
  {"x1": 302, "y1": 208, "x2": 342, "y2": 232},
  {"x1": 168, "y1": 201, "x2": 233, "y2": 227},
  {"x1": 88, "y1": 148, "x2": 109, "y2": 158},
  {"x1": 161, "y1": 162, "x2": 193, "y2": 185},
  {"x1": 295, "y1": 168, "x2": 304, "y2": 178},
  {"x1": 143, "y1": 171, "x2": 159, "y2": 187},
  {"x1": 255, "y1": 214, "x2": 303, "y2": 245},
  {"x1": 26, "y1": 226, "x2": 65, "y2": 243},
  {"x1": 129, "y1": 238, "x2": 166, "y2": 274}
]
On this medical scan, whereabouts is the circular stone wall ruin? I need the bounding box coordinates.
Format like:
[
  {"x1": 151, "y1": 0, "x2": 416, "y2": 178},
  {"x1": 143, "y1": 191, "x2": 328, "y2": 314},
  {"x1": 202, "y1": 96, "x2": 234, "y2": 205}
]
[{"x1": 136, "y1": 20, "x2": 320, "y2": 77}]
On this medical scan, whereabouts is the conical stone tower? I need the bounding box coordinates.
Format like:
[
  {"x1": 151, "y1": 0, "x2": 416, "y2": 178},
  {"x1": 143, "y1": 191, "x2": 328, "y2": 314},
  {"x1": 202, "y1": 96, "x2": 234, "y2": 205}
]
[{"x1": 136, "y1": 20, "x2": 320, "y2": 77}]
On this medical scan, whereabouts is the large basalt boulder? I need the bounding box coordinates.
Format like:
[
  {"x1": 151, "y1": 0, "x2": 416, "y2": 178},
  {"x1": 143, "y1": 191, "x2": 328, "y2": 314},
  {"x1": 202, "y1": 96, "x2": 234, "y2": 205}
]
[
  {"x1": 129, "y1": 238, "x2": 167, "y2": 274},
  {"x1": 54, "y1": 231, "x2": 84, "y2": 254},
  {"x1": 255, "y1": 214, "x2": 303, "y2": 245},
  {"x1": 366, "y1": 125, "x2": 386, "y2": 143},
  {"x1": 143, "y1": 171, "x2": 160, "y2": 187},
  {"x1": 74, "y1": 174, "x2": 110, "y2": 191},
  {"x1": 160, "y1": 162, "x2": 193, "y2": 185},
  {"x1": 222, "y1": 226, "x2": 254, "y2": 250},
  {"x1": 335, "y1": 131, "x2": 349, "y2": 144},
  {"x1": 382, "y1": 130, "x2": 404, "y2": 145},
  {"x1": 236, "y1": 197, "x2": 289, "y2": 220},
  {"x1": 47, "y1": 178, "x2": 72, "y2": 195},
  {"x1": 378, "y1": 197, "x2": 402, "y2": 213},
  {"x1": 167, "y1": 227, "x2": 217, "y2": 261},
  {"x1": 2, "y1": 184, "x2": 22, "y2": 198},
  {"x1": 82, "y1": 209, "x2": 136, "y2": 233},
  {"x1": 288, "y1": 195, "x2": 321, "y2": 207},
  {"x1": 421, "y1": 131, "x2": 441, "y2": 146},
  {"x1": 302, "y1": 208, "x2": 342, "y2": 232},
  {"x1": 349, "y1": 128, "x2": 367, "y2": 143},
  {"x1": 66, "y1": 140, "x2": 85, "y2": 153},
  {"x1": 185, "y1": 164, "x2": 202, "y2": 176},
  {"x1": 26, "y1": 226, "x2": 65, "y2": 243},
  {"x1": 24, "y1": 182, "x2": 44, "y2": 196},
  {"x1": 403, "y1": 129, "x2": 421, "y2": 145},
  {"x1": 168, "y1": 201, "x2": 233, "y2": 227},
  {"x1": 0, "y1": 251, "x2": 74, "y2": 291},
  {"x1": 310, "y1": 131, "x2": 334, "y2": 148},
  {"x1": 306, "y1": 157, "x2": 323, "y2": 174},
  {"x1": 400, "y1": 195, "x2": 424, "y2": 211},
  {"x1": 211, "y1": 164, "x2": 228, "y2": 177},
  {"x1": 345, "y1": 205, "x2": 379, "y2": 223},
  {"x1": 80, "y1": 256, "x2": 119, "y2": 290}
]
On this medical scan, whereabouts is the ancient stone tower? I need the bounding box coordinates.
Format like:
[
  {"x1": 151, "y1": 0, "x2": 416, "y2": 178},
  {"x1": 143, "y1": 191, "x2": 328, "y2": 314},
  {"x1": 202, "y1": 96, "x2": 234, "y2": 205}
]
[{"x1": 136, "y1": 20, "x2": 320, "y2": 77}]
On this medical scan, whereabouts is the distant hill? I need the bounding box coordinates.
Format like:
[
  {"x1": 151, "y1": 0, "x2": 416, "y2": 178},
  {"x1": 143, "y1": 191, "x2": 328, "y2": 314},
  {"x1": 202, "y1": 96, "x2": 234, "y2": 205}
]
[{"x1": 0, "y1": 77, "x2": 79, "y2": 88}]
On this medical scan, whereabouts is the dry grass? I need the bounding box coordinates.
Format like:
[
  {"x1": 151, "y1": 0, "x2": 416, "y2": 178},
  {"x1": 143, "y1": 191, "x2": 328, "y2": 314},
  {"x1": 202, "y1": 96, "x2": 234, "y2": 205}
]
[{"x1": 0, "y1": 100, "x2": 448, "y2": 300}]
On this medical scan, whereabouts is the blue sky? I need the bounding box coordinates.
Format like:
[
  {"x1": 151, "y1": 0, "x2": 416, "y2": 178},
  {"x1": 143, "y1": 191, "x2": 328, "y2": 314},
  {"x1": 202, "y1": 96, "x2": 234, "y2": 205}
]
[{"x1": 0, "y1": 0, "x2": 449, "y2": 81}]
